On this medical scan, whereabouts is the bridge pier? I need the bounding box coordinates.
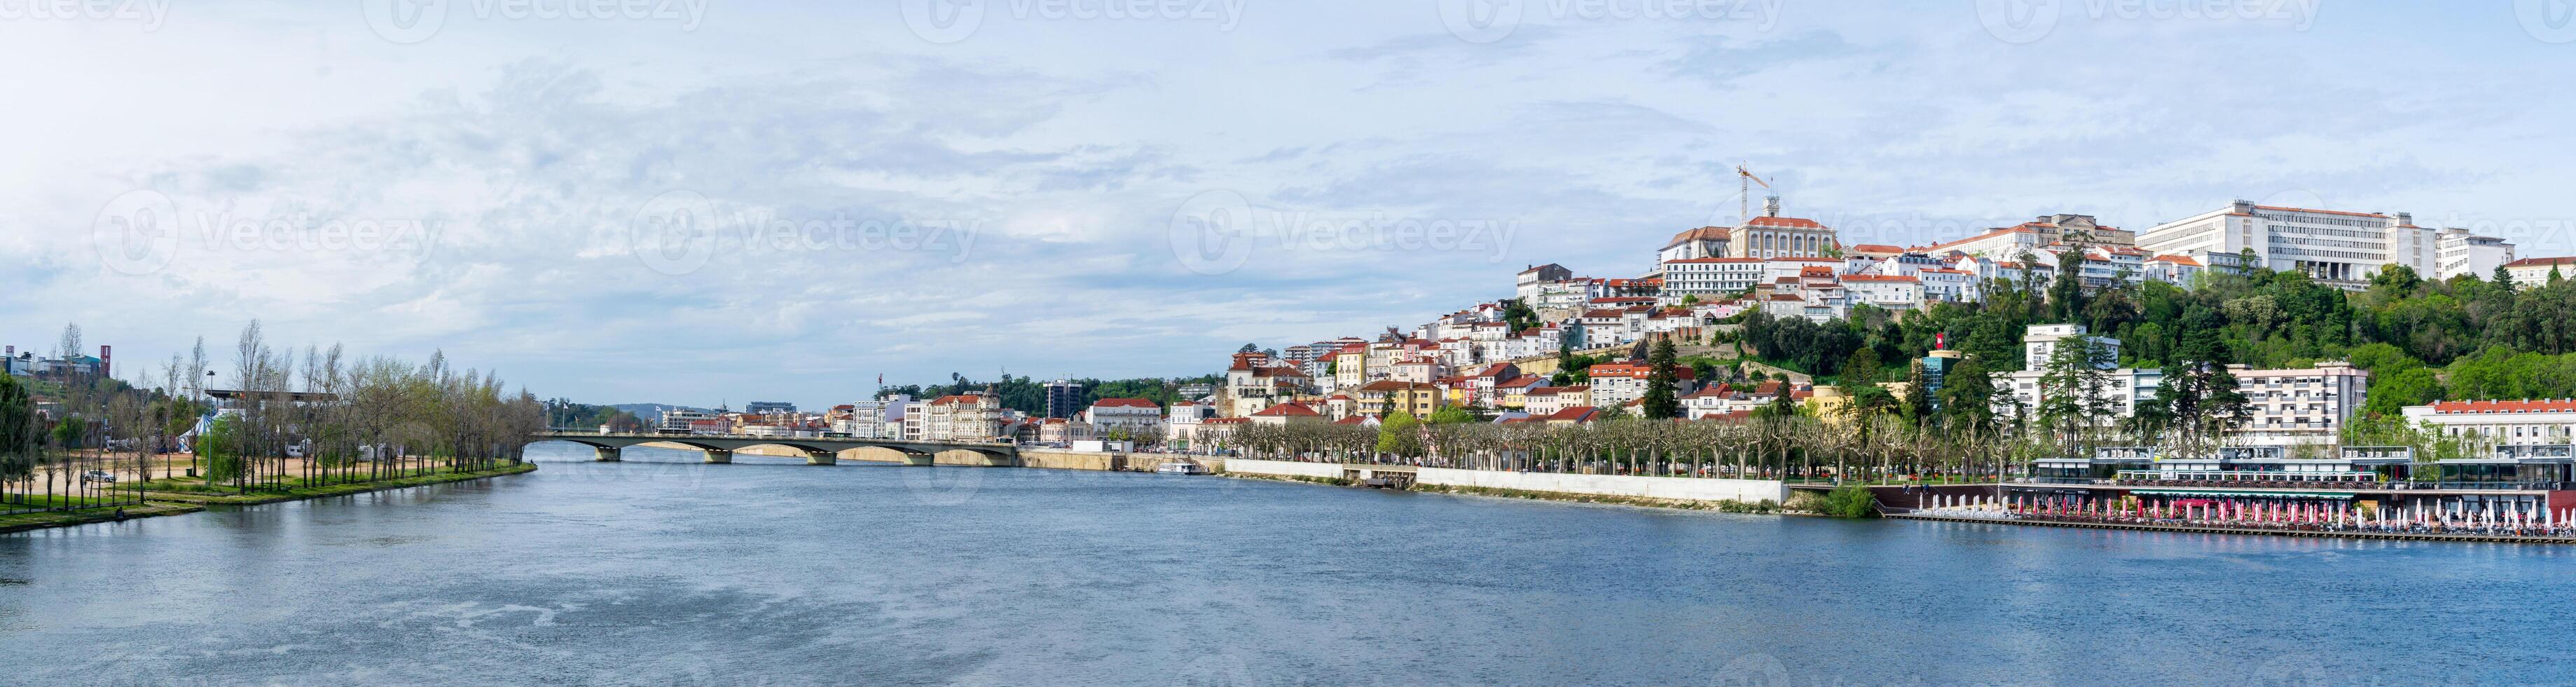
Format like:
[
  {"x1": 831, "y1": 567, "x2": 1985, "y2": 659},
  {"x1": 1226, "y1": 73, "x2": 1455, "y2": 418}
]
[
  {"x1": 593, "y1": 446, "x2": 621, "y2": 462},
  {"x1": 703, "y1": 449, "x2": 732, "y2": 464},
  {"x1": 804, "y1": 448, "x2": 838, "y2": 465}
]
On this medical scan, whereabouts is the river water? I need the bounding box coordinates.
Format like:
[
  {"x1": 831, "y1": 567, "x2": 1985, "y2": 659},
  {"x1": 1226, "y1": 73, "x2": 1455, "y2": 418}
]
[{"x1": 3, "y1": 442, "x2": 2569, "y2": 686}]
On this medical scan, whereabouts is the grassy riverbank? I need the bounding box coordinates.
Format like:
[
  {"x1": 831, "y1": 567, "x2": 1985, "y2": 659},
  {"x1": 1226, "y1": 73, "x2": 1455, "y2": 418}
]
[
  {"x1": 0, "y1": 502, "x2": 205, "y2": 533},
  {"x1": 128, "y1": 463, "x2": 539, "y2": 505},
  {"x1": 4, "y1": 463, "x2": 538, "y2": 533}
]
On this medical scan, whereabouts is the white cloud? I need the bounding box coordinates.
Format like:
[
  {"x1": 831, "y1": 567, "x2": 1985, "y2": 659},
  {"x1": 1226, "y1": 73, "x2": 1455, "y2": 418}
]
[{"x1": 5, "y1": 3, "x2": 2573, "y2": 408}]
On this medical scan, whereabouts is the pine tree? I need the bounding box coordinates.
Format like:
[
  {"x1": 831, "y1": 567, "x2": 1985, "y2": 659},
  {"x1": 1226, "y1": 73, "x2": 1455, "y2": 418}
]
[
  {"x1": 1900, "y1": 359, "x2": 1932, "y2": 428},
  {"x1": 1641, "y1": 338, "x2": 1680, "y2": 420}
]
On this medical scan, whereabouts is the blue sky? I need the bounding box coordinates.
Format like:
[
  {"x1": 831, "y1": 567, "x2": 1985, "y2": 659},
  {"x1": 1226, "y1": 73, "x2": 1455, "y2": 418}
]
[{"x1": 8, "y1": 1, "x2": 2575, "y2": 409}]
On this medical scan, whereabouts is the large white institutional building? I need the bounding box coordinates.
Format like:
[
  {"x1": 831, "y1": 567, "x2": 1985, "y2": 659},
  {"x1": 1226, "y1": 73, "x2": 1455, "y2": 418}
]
[{"x1": 2136, "y1": 200, "x2": 2514, "y2": 287}]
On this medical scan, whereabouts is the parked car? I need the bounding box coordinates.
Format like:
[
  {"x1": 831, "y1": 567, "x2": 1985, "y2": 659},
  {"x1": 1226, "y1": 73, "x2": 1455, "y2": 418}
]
[{"x1": 81, "y1": 470, "x2": 116, "y2": 484}]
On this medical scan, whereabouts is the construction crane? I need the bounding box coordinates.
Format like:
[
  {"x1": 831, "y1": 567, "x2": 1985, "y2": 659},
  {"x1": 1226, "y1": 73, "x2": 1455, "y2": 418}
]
[{"x1": 1735, "y1": 163, "x2": 1773, "y2": 224}]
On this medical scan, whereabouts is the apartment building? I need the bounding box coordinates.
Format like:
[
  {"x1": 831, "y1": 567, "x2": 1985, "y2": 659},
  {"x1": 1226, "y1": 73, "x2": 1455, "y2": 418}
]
[
  {"x1": 2229, "y1": 362, "x2": 2369, "y2": 447},
  {"x1": 1584, "y1": 363, "x2": 1696, "y2": 408},
  {"x1": 923, "y1": 394, "x2": 1001, "y2": 442}
]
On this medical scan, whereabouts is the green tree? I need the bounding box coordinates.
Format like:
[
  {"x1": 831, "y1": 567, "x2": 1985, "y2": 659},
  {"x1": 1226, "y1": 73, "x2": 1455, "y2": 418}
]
[
  {"x1": 200, "y1": 414, "x2": 249, "y2": 484},
  {"x1": 2034, "y1": 333, "x2": 2114, "y2": 453},
  {"x1": 1899, "y1": 359, "x2": 1933, "y2": 427},
  {"x1": 1822, "y1": 484, "x2": 1878, "y2": 518},
  {"x1": 2151, "y1": 361, "x2": 2249, "y2": 458},
  {"x1": 1841, "y1": 347, "x2": 1882, "y2": 386},
  {"x1": 1375, "y1": 411, "x2": 1422, "y2": 456},
  {"x1": 0, "y1": 375, "x2": 39, "y2": 490},
  {"x1": 50, "y1": 415, "x2": 85, "y2": 449},
  {"x1": 1640, "y1": 339, "x2": 1681, "y2": 420},
  {"x1": 2495, "y1": 264, "x2": 2516, "y2": 292},
  {"x1": 2361, "y1": 367, "x2": 2444, "y2": 416},
  {"x1": 1426, "y1": 406, "x2": 1477, "y2": 425},
  {"x1": 1935, "y1": 358, "x2": 1995, "y2": 435}
]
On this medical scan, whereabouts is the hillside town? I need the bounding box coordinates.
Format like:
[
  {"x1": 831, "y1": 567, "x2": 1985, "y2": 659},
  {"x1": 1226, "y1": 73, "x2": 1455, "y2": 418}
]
[{"x1": 612, "y1": 193, "x2": 2576, "y2": 468}]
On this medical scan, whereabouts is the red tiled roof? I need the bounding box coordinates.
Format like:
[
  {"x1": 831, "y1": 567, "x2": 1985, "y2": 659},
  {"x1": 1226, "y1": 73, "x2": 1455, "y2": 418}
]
[
  {"x1": 2504, "y1": 257, "x2": 2576, "y2": 268},
  {"x1": 2422, "y1": 399, "x2": 2576, "y2": 414},
  {"x1": 1091, "y1": 397, "x2": 1157, "y2": 408},
  {"x1": 1742, "y1": 216, "x2": 1827, "y2": 230},
  {"x1": 1664, "y1": 226, "x2": 1732, "y2": 248},
  {"x1": 1542, "y1": 406, "x2": 1601, "y2": 421},
  {"x1": 1251, "y1": 402, "x2": 1321, "y2": 417}
]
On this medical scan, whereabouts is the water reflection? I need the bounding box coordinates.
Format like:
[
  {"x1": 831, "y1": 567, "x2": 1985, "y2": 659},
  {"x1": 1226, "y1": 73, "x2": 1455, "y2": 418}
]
[{"x1": 0, "y1": 442, "x2": 2565, "y2": 685}]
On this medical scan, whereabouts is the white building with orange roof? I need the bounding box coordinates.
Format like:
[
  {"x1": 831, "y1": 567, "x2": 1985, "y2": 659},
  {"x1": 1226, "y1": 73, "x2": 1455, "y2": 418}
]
[
  {"x1": 1660, "y1": 226, "x2": 1732, "y2": 262},
  {"x1": 1522, "y1": 385, "x2": 1590, "y2": 416},
  {"x1": 1841, "y1": 273, "x2": 1923, "y2": 311},
  {"x1": 1726, "y1": 210, "x2": 1839, "y2": 260},
  {"x1": 1247, "y1": 401, "x2": 1326, "y2": 426},
  {"x1": 1585, "y1": 362, "x2": 1696, "y2": 408},
  {"x1": 1083, "y1": 397, "x2": 1162, "y2": 435},
  {"x1": 2502, "y1": 257, "x2": 2576, "y2": 287},
  {"x1": 1916, "y1": 267, "x2": 1977, "y2": 303},
  {"x1": 1392, "y1": 355, "x2": 1447, "y2": 384},
  {"x1": 2404, "y1": 398, "x2": 2576, "y2": 447},
  {"x1": 1660, "y1": 257, "x2": 1765, "y2": 298},
  {"x1": 2142, "y1": 254, "x2": 2205, "y2": 286},
  {"x1": 1846, "y1": 243, "x2": 1905, "y2": 261}
]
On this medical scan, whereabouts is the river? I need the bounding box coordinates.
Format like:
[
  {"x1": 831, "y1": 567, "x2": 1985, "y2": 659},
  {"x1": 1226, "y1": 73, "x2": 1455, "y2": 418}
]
[{"x1": 3, "y1": 442, "x2": 2568, "y2": 686}]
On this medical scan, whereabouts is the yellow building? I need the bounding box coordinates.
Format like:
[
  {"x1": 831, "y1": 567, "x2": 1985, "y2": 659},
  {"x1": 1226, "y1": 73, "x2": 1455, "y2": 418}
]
[{"x1": 1355, "y1": 380, "x2": 1443, "y2": 417}]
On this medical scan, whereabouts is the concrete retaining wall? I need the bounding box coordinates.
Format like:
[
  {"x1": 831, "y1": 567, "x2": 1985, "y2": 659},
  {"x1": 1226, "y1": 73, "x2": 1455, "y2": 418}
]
[
  {"x1": 1417, "y1": 468, "x2": 1788, "y2": 503},
  {"x1": 1020, "y1": 449, "x2": 1122, "y2": 471},
  {"x1": 1221, "y1": 458, "x2": 1348, "y2": 479}
]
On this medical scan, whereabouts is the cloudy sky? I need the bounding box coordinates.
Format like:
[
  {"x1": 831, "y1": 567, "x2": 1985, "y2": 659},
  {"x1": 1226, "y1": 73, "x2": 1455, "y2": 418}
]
[{"x1": 7, "y1": 1, "x2": 2575, "y2": 409}]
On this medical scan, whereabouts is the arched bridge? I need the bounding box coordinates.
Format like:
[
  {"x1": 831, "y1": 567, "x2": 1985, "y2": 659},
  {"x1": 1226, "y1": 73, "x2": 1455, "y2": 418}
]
[{"x1": 532, "y1": 432, "x2": 1019, "y2": 466}]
